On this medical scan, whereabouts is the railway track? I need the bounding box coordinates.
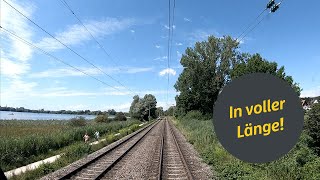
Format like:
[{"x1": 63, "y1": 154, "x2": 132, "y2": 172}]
[
  {"x1": 42, "y1": 118, "x2": 196, "y2": 179},
  {"x1": 160, "y1": 119, "x2": 194, "y2": 180}
]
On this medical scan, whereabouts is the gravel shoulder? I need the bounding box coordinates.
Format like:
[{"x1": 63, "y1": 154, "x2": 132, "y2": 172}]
[{"x1": 102, "y1": 120, "x2": 164, "y2": 179}]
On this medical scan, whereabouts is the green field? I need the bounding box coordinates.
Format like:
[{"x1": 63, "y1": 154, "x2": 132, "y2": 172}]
[
  {"x1": 0, "y1": 119, "x2": 143, "y2": 173},
  {"x1": 173, "y1": 111, "x2": 320, "y2": 180}
]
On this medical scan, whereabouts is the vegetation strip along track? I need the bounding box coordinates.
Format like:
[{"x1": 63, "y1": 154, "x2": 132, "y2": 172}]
[
  {"x1": 40, "y1": 120, "x2": 158, "y2": 179},
  {"x1": 61, "y1": 120, "x2": 158, "y2": 179}
]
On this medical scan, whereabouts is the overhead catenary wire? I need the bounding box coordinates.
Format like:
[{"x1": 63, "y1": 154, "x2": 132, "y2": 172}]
[
  {"x1": 238, "y1": 13, "x2": 270, "y2": 43},
  {"x1": 165, "y1": 0, "x2": 176, "y2": 107},
  {"x1": 166, "y1": 0, "x2": 171, "y2": 105},
  {"x1": 237, "y1": 0, "x2": 284, "y2": 43},
  {"x1": 2, "y1": 0, "x2": 136, "y2": 95},
  {"x1": 59, "y1": 0, "x2": 138, "y2": 95},
  {"x1": 0, "y1": 26, "x2": 121, "y2": 91},
  {"x1": 235, "y1": 8, "x2": 267, "y2": 41}
]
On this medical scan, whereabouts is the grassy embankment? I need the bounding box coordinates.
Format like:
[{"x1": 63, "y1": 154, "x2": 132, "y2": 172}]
[
  {"x1": 0, "y1": 119, "x2": 149, "y2": 179},
  {"x1": 173, "y1": 111, "x2": 320, "y2": 180}
]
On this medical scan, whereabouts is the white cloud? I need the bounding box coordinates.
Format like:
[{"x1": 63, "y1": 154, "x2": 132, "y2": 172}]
[
  {"x1": 0, "y1": 0, "x2": 38, "y2": 101},
  {"x1": 1, "y1": 0, "x2": 34, "y2": 62},
  {"x1": 164, "y1": 25, "x2": 176, "y2": 30},
  {"x1": 36, "y1": 18, "x2": 135, "y2": 51},
  {"x1": 154, "y1": 56, "x2": 167, "y2": 61},
  {"x1": 112, "y1": 103, "x2": 131, "y2": 112},
  {"x1": 175, "y1": 42, "x2": 183, "y2": 46},
  {"x1": 0, "y1": 57, "x2": 30, "y2": 76},
  {"x1": 155, "y1": 45, "x2": 161, "y2": 48},
  {"x1": 176, "y1": 51, "x2": 182, "y2": 61},
  {"x1": 26, "y1": 88, "x2": 176, "y2": 99},
  {"x1": 157, "y1": 101, "x2": 176, "y2": 110},
  {"x1": 126, "y1": 67, "x2": 153, "y2": 73},
  {"x1": 183, "y1": 18, "x2": 191, "y2": 22},
  {"x1": 29, "y1": 66, "x2": 153, "y2": 78},
  {"x1": 189, "y1": 29, "x2": 219, "y2": 43},
  {"x1": 130, "y1": 29, "x2": 135, "y2": 33},
  {"x1": 236, "y1": 38, "x2": 244, "y2": 44},
  {"x1": 300, "y1": 86, "x2": 320, "y2": 97},
  {"x1": 159, "y1": 68, "x2": 176, "y2": 76}
]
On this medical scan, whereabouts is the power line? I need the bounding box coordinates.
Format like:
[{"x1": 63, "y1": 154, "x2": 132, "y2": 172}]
[
  {"x1": 166, "y1": 0, "x2": 171, "y2": 104},
  {"x1": 2, "y1": 0, "x2": 136, "y2": 95},
  {"x1": 59, "y1": 0, "x2": 123, "y2": 70},
  {"x1": 236, "y1": 0, "x2": 284, "y2": 42},
  {"x1": 169, "y1": 0, "x2": 176, "y2": 70},
  {"x1": 236, "y1": 8, "x2": 267, "y2": 41},
  {"x1": 59, "y1": 0, "x2": 137, "y2": 95},
  {"x1": 166, "y1": 0, "x2": 176, "y2": 106},
  {"x1": 238, "y1": 13, "x2": 270, "y2": 43},
  {"x1": 0, "y1": 25, "x2": 121, "y2": 91}
]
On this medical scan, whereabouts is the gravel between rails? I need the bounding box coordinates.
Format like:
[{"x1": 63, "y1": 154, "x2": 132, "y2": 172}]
[
  {"x1": 40, "y1": 121, "x2": 158, "y2": 180},
  {"x1": 102, "y1": 120, "x2": 165, "y2": 179},
  {"x1": 169, "y1": 119, "x2": 216, "y2": 180}
]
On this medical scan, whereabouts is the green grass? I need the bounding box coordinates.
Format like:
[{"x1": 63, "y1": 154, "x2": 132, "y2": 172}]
[
  {"x1": 173, "y1": 111, "x2": 320, "y2": 180},
  {"x1": 0, "y1": 119, "x2": 142, "y2": 172},
  {"x1": 6, "y1": 120, "x2": 150, "y2": 180}
]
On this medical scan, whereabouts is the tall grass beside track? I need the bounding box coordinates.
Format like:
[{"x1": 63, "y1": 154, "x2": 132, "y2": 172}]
[
  {"x1": 0, "y1": 119, "x2": 141, "y2": 172},
  {"x1": 173, "y1": 111, "x2": 320, "y2": 180},
  {"x1": 8, "y1": 121, "x2": 145, "y2": 180}
]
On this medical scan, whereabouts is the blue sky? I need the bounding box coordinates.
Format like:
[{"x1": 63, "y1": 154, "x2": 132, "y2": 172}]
[{"x1": 1, "y1": 0, "x2": 319, "y2": 112}]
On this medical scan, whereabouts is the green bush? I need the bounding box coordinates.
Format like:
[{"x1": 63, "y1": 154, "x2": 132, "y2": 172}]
[
  {"x1": 183, "y1": 110, "x2": 203, "y2": 120},
  {"x1": 94, "y1": 114, "x2": 109, "y2": 123},
  {"x1": 114, "y1": 112, "x2": 127, "y2": 121},
  {"x1": 305, "y1": 103, "x2": 320, "y2": 154},
  {"x1": 68, "y1": 116, "x2": 86, "y2": 126}
]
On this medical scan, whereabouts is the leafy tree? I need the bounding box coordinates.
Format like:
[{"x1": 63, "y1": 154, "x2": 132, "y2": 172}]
[
  {"x1": 129, "y1": 94, "x2": 157, "y2": 120},
  {"x1": 156, "y1": 107, "x2": 164, "y2": 117},
  {"x1": 94, "y1": 114, "x2": 109, "y2": 123},
  {"x1": 165, "y1": 106, "x2": 176, "y2": 116},
  {"x1": 175, "y1": 35, "x2": 301, "y2": 115},
  {"x1": 108, "y1": 109, "x2": 117, "y2": 115},
  {"x1": 175, "y1": 35, "x2": 240, "y2": 114},
  {"x1": 231, "y1": 53, "x2": 302, "y2": 95},
  {"x1": 130, "y1": 95, "x2": 144, "y2": 119},
  {"x1": 114, "y1": 112, "x2": 127, "y2": 121},
  {"x1": 305, "y1": 103, "x2": 320, "y2": 154}
]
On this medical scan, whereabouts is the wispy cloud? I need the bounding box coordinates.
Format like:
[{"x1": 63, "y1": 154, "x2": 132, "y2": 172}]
[
  {"x1": 189, "y1": 29, "x2": 219, "y2": 43},
  {"x1": 164, "y1": 25, "x2": 176, "y2": 30},
  {"x1": 159, "y1": 68, "x2": 176, "y2": 76},
  {"x1": 157, "y1": 101, "x2": 176, "y2": 110},
  {"x1": 0, "y1": 0, "x2": 38, "y2": 102},
  {"x1": 153, "y1": 56, "x2": 168, "y2": 61},
  {"x1": 28, "y1": 87, "x2": 176, "y2": 98},
  {"x1": 1, "y1": 56, "x2": 30, "y2": 76},
  {"x1": 175, "y1": 42, "x2": 183, "y2": 46},
  {"x1": 130, "y1": 29, "x2": 135, "y2": 33},
  {"x1": 183, "y1": 18, "x2": 191, "y2": 22},
  {"x1": 155, "y1": 45, "x2": 161, "y2": 48},
  {"x1": 29, "y1": 66, "x2": 154, "y2": 78},
  {"x1": 36, "y1": 18, "x2": 135, "y2": 52},
  {"x1": 176, "y1": 51, "x2": 182, "y2": 61}
]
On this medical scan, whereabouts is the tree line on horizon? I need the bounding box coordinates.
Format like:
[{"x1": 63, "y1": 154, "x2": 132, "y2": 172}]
[{"x1": 0, "y1": 106, "x2": 119, "y2": 116}]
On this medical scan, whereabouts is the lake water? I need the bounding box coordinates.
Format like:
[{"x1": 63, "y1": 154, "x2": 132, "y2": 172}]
[{"x1": 0, "y1": 111, "x2": 99, "y2": 120}]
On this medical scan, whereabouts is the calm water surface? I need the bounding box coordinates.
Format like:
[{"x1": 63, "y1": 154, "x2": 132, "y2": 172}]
[{"x1": 0, "y1": 111, "x2": 99, "y2": 120}]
